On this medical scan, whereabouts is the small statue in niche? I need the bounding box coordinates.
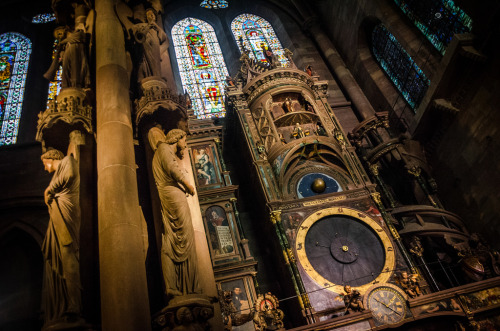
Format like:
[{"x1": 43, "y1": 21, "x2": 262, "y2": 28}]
[
  {"x1": 291, "y1": 123, "x2": 305, "y2": 139},
  {"x1": 339, "y1": 285, "x2": 364, "y2": 314},
  {"x1": 314, "y1": 122, "x2": 326, "y2": 136},
  {"x1": 148, "y1": 127, "x2": 200, "y2": 299},
  {"x1": 40, "y1": 149, "x2": 84, "y2": 328},
  {"x1": 261, "y1": 44, "x2": 274, "y2": 65},
  {"x1": 225, "y1": 75, "x2": 235, "y2": 88},
  {"x1": 305, "y1": 65, "x2": 312, "y2": 76},
  {"x1": 282, "y1": 97, "x2": 293, "y2": 113},
  {"x1": 134, "y1": 8, "x2": 167, "y2": 81},
  {"x1": 395, "y1": 271, "x2": 421, "y2": 298},
  {"x1": 44, "y1": 26, "x2": 90, "y2": 88}
]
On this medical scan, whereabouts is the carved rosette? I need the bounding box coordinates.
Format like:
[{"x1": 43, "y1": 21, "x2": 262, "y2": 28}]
[
  {"x1": 36, "y1": 87, "x2": 93, "y2": 150},
  {"x1": 135, "y1": 77, "x2": 189, "y2": 133}
]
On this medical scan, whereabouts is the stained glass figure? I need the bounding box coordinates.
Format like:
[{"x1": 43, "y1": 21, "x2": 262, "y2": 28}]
[
  {"x1": 372, "y1": 25, "x2": 430, "y2": 110},
  {"x1": 32, "y1": 13, "x2": 56, "y2": 24},
  {"x1": 46, "y1": 39, "x2": 63, "y2": 110},
  {"x1": 394, "y1": 0, "x2": 472, "y2": 54},
  {"x1": 172, "y1": 18, "x2": 229, "y2": 119},
  {"x1": 0, "y1": 33, "x2": 31, "y2": 146},
  {"x1": 231, "y1": 14, "x2": 289, "y2": 67},
  {"x1": 200, "y1": 0, "x2": 228, "y2": 9}
]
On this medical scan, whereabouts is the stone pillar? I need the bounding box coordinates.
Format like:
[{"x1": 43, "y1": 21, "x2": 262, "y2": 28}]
[
  {"x1": 95, "y1": 0, "x2": 151, "y2": 330},
  {"x1": 291, "y1": 0, "x2": 376, "y2": 120},
  {"x1": 181, "y1": 152, "x2": 223, "y2": 328}
]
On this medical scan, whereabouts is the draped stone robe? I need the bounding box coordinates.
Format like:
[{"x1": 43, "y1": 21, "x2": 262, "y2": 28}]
[
  {"x1": 152, "y1": 142, "x2": 199, "y2": 297},
  {"x1": 42, "y1": 155, "x2": 81, "y2": 324}
]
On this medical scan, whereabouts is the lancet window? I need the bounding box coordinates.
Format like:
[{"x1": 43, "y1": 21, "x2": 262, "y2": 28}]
[
  {"x1": 393, "y1": 0, "x2": 472, "y2": 54},
  {"x1": 231, "y1": 14, "x2": 289, "y2": 67},
  {"x1": 172, "y1": 18, "x2": 229, "y2": 119},
  {"x1": 372, "y1": 25, "x2": 430, "y2": 110},
  {"x1": 46, "y1": 38, "x2": 63, "y2": 110},
  {"x1": 0, "y1": 32, "x2": 31, "y2": 145}
]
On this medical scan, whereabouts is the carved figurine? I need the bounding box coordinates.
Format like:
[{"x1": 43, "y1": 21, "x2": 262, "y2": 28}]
[
  {"x1": 219, "y1": 290, "x2": 254, "y2": 330},
  {"x1": 44, "y1": 26, "x2": 90, "y2": 88},
  {"x1": 261, "y1": 44, "x2": 274, "y2": 65},
  {"x1": 395, "y1": 271, "x2": 421, "y2": 298},
  {"x1": 340, "y1": 285, "x2": 364, "y2": 314},
  {"x1": 305, "y1": 65, "x2": 312, "y2": 76},
  {"x1": 148, "y1": 127, "x2": 200, "y2": 299},
  {"x1": 135, "y1": 8, "x2": 167, "y2": 80},
  {"x1": 282, "y1": 97, "x2": 293, "y2": 113},
  {"x1": 292, "y1": 123, "x2": 305, "y2": 139},
  {"x1": 41, "y1": 149, "x2": 84, "y2": 328},
  {"x1": 315, "y1": 122, "x2": 326, "y2": 136}
]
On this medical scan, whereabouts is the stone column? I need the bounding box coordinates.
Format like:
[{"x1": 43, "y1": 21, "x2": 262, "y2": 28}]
[
  {"x1": 95, "y1": 0, "x2": 151, "y2": 330},
  {"x1": 179, "y1": 153, "x2": 223, "y2": 329},
  {"x1": 291, "y1": 0, "x2": 376, "y2": 121}
]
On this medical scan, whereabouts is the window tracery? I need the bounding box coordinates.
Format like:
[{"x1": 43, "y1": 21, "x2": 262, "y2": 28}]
[
  {"x1": 372, "y1": 25, "x2": 430, "y2": 110},
  {"x1": 231, "y1": 14, "x2": 289, "y2": 67},
  {"x1": 0, "y1": 32, "x2": 31, "y2": 145},
  {"x1": 32, "y1": 13, "x2": 56, "y2": 24},
  {"x1": 172, "y1": 18, "x2": 229, "y2": 119},
  {"x1": 394, "y1": 0, "x2": 472, "y2": 54}
]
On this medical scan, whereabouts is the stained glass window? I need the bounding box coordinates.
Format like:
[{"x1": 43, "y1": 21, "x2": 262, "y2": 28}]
[
  {"x1": 46, "y1": 39, "x2": 63, "y2": 110},
  {"x1": 231, "y1": 14, "x2": 289, "y2": 67},
  {"x1": 394, "y1": 0, "x2": 472, "y2": 54},
  {"x1": 32, "y1": 13, "x2": 56, "y2": 24},
  {"x1": 172, "y1": 18, "x2": 229, "y2": 119},
  {"x1": 200, "y1": 0, "x2": 228, "y2": 9},
  {"x1": 0, "y1": 33, "x2": 31, "y2": 146},
  {"x1": 372, "y1": 25, "x2": 430, "y2": 110}
]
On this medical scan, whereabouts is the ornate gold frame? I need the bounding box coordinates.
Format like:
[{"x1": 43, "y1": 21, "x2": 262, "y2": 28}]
[{"x1": 295, "y1": 206, "x2": 396, "y2": 294}]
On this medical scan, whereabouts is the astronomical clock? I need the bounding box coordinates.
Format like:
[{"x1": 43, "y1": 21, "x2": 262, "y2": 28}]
[{"x1": 222, "y1": 47, "x2": 434, "y2": 328}]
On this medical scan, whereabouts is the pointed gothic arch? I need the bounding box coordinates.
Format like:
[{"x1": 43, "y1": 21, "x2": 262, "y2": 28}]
[
  {"x1": 171, "y1": 17, "x2": 229, "y2": 119},
  {"x1": 0, "y1": 32, "x2": 31, "y2": 145},
  {"x1": 231, "y1": 13, "x2": 289, "y2": 67}
]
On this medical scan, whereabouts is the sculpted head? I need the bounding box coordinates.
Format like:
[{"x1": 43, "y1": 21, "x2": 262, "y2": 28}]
[
  {"x1": 146, "y1": 8, "x2": 157, "y2": 23},
  {"x1": 41, "y1": 149, "x2": 64, "y2": 173},
  {"x1": 165, "y1": 129, "x2": 188, "y2": 158},
  {"x1": 53, "y1": 26, "x2": 67, "y2": 41}
]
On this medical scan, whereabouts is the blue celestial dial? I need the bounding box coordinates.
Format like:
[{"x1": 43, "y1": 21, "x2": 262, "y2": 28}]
[{"x1": 297, "y1": 173, "x2": 342, "y2": 198}]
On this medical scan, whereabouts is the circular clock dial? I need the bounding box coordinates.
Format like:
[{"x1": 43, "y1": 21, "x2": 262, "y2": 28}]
[
  {"x1": 295, "y1": 207, "x2": 396, "y2": 294},
  {"x1": 297, "y1": 173, "x2": 342, "y2": 198},
  {"x1": 304, "y1": 215, "x2": 385, "y2": 287},
  {"x1": 366, "y1": 285, "x2": 407, "y2": 325}
]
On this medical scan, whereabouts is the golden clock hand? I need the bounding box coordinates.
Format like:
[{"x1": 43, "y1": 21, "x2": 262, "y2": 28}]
[
  {"x1": 374, "y1": 298, "x2": 402, "y2": 316},
  {"x1": 374, "y1": 298, "x2": 389, "y2": 308}
]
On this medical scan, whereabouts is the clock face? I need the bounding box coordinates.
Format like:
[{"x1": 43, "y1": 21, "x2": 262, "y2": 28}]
[
  {"x1": 296, "y1": 173, "x2": 342, "y2": 198},
  {"x1": 295, "y1": 207, "x2": 395, "y2": 294},
  {"x1": 365, "y1": 285, "x2": 407, "y2": 325}
]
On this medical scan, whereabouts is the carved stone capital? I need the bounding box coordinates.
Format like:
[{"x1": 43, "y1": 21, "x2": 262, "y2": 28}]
[
  {"x1": 37, "y1": 87, "x2": 93, "y2": 150},
  {"x1": 153, "y1": 294, "x2": 215, "y2": 331},
  {"x1": 135, "y1": 77, "x2": 189, "y2": 133}
]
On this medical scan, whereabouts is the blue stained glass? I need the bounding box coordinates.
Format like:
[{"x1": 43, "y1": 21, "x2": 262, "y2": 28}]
[
  {"x1": 0, "y1": 32, "x2": 31, "y2": 146},
  {"x1": 231, "y1": 14, "x2": 289, "y2": 67},
  {"x1": 200, "y1": 0, "x2": 228, "y2": 9},
  {"x1": 46, "y1": 40, "x2": 63, "y2": 109},
  {"x1": 172, "y1": 18, "x2": 229, "y2": 119},
  {"x1": 32, "y1": 13, "x2": 57, "y2": 24},
  {"x1": 372, "y1": 25, "x2": 430, "y2": 110},
  {"x1": 394, "y1": 0, "x2": 472, "y2": 54}
]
